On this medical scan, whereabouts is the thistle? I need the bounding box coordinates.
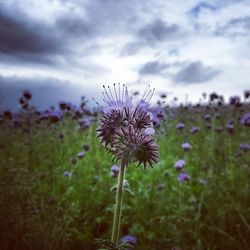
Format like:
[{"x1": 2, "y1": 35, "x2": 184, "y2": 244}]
[{"x1": 96, "y1": 84, "x2": 160, "y2": 248}]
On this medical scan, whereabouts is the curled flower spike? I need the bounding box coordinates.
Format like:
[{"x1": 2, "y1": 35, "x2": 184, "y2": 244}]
[{"x1": 96, "y1": 84, "x2": 159, "y2": 169}]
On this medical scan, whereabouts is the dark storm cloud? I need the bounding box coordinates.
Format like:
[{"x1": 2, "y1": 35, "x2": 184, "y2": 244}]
[
  {"x1": 174, "y1": 61, "x2": 220, "y2": 84},
  {"x1": 0, "y1": 75, "x2": 93, "y2": 111},
  {"x1": 215, "y1": 16, "x2": 250, "y2": 37},
  {"x1": 0, "y1": 8, "x2": 64, "y2": 64},
  {"x1": 139, "y1": 61, "x2": 171, "y2": 76}
]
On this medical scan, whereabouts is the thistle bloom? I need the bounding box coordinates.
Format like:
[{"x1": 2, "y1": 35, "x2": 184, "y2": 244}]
[{"x1": 97, "y1": 84, "x2": 159, "y2": 169}]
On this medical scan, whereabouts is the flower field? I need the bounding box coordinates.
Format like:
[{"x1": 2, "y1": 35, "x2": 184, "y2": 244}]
[{"x1": 0, "y1": 90, "x2": 250, "y2": 250}]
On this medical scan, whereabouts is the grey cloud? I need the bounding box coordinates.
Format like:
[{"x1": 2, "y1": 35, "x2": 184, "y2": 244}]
[
  {"x1": 120, "y1": 18, "x2": 182, "y2": 56},
  {"x1": 139, "y1": 61, "x2": 171, "y2": 75},
  {"x1": 215, "y1": 16, "x2": 250, "y2": 37},
  {"x1": 138, "y1": 19, "x2": 181, "y2": 44},
  {"x1": 174, "y1": 61, "x2": 220, "y2": 84},
  {"x1": 0, "y1": 75, "x2": 95, "y2": 111}
]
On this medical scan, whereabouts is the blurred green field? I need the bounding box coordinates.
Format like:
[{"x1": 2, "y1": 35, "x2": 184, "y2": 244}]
[{"x1": 0, "y1": 103, "x2": 250, "y2": 250}]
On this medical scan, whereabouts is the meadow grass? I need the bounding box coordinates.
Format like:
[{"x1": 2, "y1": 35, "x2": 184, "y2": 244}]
[{"x1": 0, "y1": 103, "x2": 249, "y2": 250}]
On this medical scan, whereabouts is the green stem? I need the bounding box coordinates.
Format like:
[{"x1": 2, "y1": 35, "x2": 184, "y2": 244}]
[{"x1": 111, "y1": 161, "x2": 126, "y2": 247}]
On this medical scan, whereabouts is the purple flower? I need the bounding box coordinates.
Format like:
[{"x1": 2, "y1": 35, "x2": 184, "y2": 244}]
[
  {"x1": 63, "y1": 171, "x2": 72, "y2": 177},
  {"x1": 97, "y1": 84, "x2": 159, "y2": 169},
  {"x1": 204, "y1": 114, "x2": 211, "y2": 121},
  {"x1": 190, "y1": 126, "x2": 200, "y2": 134},
  {"x1": 241, "y1": 112, "x2": 250, "y2": 127},
  {"x1": 229, "y1": 96, "x2": 241, "y2": 106},
  {"x1": 120, "y1": 235, "x2": 137, "y2": 245},
  {"x1": 178, "y1": 172, "x2": 190, "y2": 182},
  {"x1": 48, "y1": 110, "x2": 62, "y2": 123},
  {"x1": 110, "y1": 165, "x2": 119, "y2": 178},
  {"x1": 226, "y1": 124, "x2": 234, "y2": 133},
  {"x1": 174, "y1": 159, "x2": 185, "y2": 170},
  {"x1": 182, "y1": 142, "x2": 192, "y2": 151},
  {"x1": 148, "y1": 105, "x2": 165, "y2": 127},
  {"x1": 176, "y1": 123, "x2": 185, "y2": 130},
  {"x1": 79, "y1": 117, "x2": 92, "y2": 128},
  {"x1": 240, "y1": 143, "x2": 250, "y2": 152},
  {"x1": 77, "y1": 151, "x2": 85, "y2": 159}
]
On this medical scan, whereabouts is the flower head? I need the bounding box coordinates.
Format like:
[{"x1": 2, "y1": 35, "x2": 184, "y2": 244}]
[
  {"x1": 174, "y1": 159, "x2": 185, "y2": 170},
  {"x1": 178, "y1": 172, "x2": 190, "y2": 182},
  {"x1": 110, "y1": 165, "x2": 119, "y2": 178},
  {"x1": 241, "y1": 112, "x2": 250, "y2": 127},
  {"x1": 182, "y1": 142, "x2": 192, "y2": 151},
  {"x1": 97, "y1": 84, "x2": 159, "y2": 169},
  {"x1": 176, "y1": 123, "x2": 185, "y2": 130},
  {"x1": 120, "y1": 235, "x2": 137, "y2": 245},
  {"x1": 190, "y1": 126, "x2": 200, "y2": 134}
]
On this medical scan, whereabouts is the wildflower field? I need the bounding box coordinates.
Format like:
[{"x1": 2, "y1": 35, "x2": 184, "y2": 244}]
[{"x1": 0, "y1": 90, "x2": 250, "y2": 250}]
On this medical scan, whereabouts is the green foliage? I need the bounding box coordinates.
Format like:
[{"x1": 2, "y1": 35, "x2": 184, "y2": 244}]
[{"x1": 0, "y1": 104, "x2": 250, "y2": 249}]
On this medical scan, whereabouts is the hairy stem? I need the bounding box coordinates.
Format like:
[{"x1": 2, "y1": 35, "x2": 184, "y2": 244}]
[{"x1": 111, "y1": 162, "x2": 126, "y2": 246}]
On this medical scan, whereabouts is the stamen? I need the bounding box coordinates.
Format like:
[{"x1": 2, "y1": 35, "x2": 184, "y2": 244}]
[
  {"x1": 142, "y1": 85, "x2": 150, "y2": 100},
  {"x1": 113, "y1": 83, "x2": 119, "y2": 105},
  {"x1": 122, "y1": 84, "x2": 125, "y2": 103},
  {"x1": 103, "y1": 86, "x2": 113, "y2": 104},
  {"x1": 108, "y1": 86, "x2": 115, "y2": 104}
]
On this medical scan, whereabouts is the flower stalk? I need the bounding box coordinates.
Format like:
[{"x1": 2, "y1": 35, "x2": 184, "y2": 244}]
[{"x1": 111, "y1": 161, "x2": 126, "y2": 246}]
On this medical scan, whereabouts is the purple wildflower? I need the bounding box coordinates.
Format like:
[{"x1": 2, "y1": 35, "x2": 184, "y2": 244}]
[
  {"x1": 226, "y1": 124, "x2": 234, "y2": 133},
  {"x1": 63, "y1": 171, "x2": 72, "y2": 177},
  {"x1": 229, "y1": 96, "x2": 241, "y2": 106},
  {"x1": 48, "y1": 110, "x2": 62, "y2": 123},
  {"x1": 241, "y1": 112, "x2": 250, "y2": 127},
  {"x1": 182, "y1": 142, "x2": 192, "y2": 151},
  {"x1": 204, "y1": 114, "x2": 211, "y2": 121},
  {"x1": 190, "y1": 126, "x2": 200, "y2": 134},
  {"x1": 174, "y1": 159, "x2": 185, "y2": 170},
  {"x1": 240, "y1": 143, "x2": 250, "y2": 152},
  {"x1": 120, "y1": 235, "x2": 137, "y2": 245},
  {"x1": 178, "y1": 172, "x2": 190, "y2": 182},
  {"x1": 79, "y1": 117, "x2": 92, "y2": 129},
  {"x1": 176, "y1": 123, "x2": 185, "y2": 130},
  {"x1": 77, "y1": 151, "x2": 85, "y2": 159},
  {"x1": 110, "y1": 165, "x2": 119, "y2": 178},
  {"x1": 97, "y1": 84, "x2": 159, "y2": 169}
]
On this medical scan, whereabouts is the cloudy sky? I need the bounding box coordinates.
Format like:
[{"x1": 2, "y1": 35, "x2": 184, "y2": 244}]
[{"x1": 0, "y1": 0, "x2": 250, "y2": 110}]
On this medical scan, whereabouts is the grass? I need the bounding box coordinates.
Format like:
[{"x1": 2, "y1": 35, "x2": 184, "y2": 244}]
[{"x1": 0, "y1": 103, "x2": 250, "y2": 250}]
